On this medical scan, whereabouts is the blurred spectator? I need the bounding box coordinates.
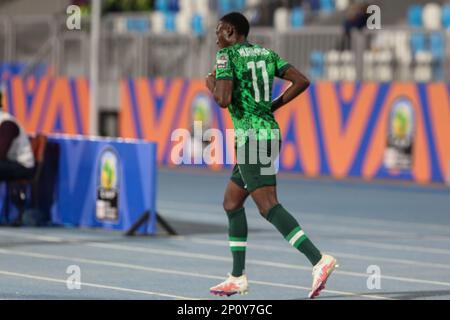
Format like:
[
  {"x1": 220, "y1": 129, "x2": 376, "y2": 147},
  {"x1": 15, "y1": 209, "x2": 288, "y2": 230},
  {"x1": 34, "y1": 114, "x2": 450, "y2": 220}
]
[
  {"x1": 339, "y1": 0, "x2": 370, "y2": 50},
  {"x1": 0, "y1": 90, "x2": 35, "y2": 182}
]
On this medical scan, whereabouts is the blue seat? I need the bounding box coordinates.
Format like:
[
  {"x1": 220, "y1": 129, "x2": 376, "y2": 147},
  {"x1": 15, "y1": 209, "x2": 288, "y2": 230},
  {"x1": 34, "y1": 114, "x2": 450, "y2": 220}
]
[
  {"x1": 410, "y1": 32, "x2": 426, "y2": 55},
  {"x1": 309, "y1": 0, "x2": 322, "y2": 11},
  {"x1": 126, "y1": 17, "x2": 151, "y2": 33},
  {"x1": 429, "y1": 33, "x2": 444, "y2": 80},
  {"x1": 442, "y1": 4, "x2": 450, "y2": 28},
  {"x1": 155, "y1": 0, "x2": 170, "y2": 12},
  {"x1": 408, "y1": 5, "x2": 423, "y2": 27},
  {"x1": 234, "y1": 0, "x2": 246, "y2": 11},
  {"x1": 291, "y1": 7, "x2": 305, "y2": 28},
  {"x1": 309, "y1": 51, "x2": 325, "y2": 79},
  {"x1": 164, "y1": 12, "x2": 176, "y2": 32},
  {"x1": 218, "y1": 0, "x2": 233, "y2": 15},
  {"x1": 430, "y1": 32, "x2": 444, "y2": 59},
  {"x1": 191, "y1": 14, "x2": 205, "y2": 35},
  {"x1": 320, "y1": 0, "x2": 335, "y2": 13},
  {"x1": 168, "y1": 0, "x2": 179, "y2": 12}
]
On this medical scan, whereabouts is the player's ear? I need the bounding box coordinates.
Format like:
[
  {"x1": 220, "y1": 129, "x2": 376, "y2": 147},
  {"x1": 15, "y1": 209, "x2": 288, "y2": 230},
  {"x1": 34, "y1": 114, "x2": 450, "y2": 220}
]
[{"x1": 225, "y1": 25, "x2": 234, "y2": 41}]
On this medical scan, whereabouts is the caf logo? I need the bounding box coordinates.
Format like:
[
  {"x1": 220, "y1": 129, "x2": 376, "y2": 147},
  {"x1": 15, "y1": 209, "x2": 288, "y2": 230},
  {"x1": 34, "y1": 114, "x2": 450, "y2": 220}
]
[
  {"x1": 389, "y1": 98, "x2": 415, "y2": 146},
  {"x1": 191, "y1": 93, "x2": 212, "y2": 131},
  {"x1": 384, "y1": 98, "x2": 415, "y2": 171},
  {"x1": 96, "y1": 147, "x2": 120, "y2": 222}
]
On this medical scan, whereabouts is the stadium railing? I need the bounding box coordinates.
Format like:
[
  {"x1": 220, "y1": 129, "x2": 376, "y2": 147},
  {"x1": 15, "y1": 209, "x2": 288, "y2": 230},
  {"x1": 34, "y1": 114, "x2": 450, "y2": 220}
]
[{"x1": 1, "y1": 14, "x2": 449, "y2": 103}]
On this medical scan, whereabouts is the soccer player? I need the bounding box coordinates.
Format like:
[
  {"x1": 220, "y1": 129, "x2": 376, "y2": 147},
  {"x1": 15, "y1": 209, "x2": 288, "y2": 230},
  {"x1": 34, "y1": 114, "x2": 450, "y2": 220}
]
[{"x1": 205, "y1": 12, "x2": 337, "y2": 299}]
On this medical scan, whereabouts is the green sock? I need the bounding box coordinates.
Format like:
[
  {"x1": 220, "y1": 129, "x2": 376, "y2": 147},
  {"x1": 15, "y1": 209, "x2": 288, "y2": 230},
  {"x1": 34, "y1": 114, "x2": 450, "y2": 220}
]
[
  {"x1": 227, "y1": 207, "x2": 248, "y2": 277},
  {"x1": 266, "y1": 204, "x2": 322, "y2": 266}
]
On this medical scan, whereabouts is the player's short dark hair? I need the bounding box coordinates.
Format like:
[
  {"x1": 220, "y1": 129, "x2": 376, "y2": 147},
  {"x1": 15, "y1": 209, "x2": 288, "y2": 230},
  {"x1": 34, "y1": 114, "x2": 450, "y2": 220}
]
[{"x1": 220, "y1": 12, "x2": 250, "y2": 38}]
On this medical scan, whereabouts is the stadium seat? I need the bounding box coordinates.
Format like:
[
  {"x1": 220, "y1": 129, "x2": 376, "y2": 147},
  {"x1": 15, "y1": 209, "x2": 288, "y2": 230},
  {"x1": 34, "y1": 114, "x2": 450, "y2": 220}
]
[
  {"x1": 191, "y1": 13, "x2": 205, "y2": 35},
  {"x1": 164, "y1": 12, "x2": 176, "y2": 32},
  {"x1": 363, "y1": 50, "x2": 375, "y2": 80},
  {"x1": 168, "y1": 0, "x2": 180, "y2": 12},
  {"x1": 309, "y1": 50, "x2": 325, "y2": 80},
  {"x1": 407, "y1": 5, "x2": 423, "y2": 27},
  {"x1": 442, "y1": 4, "x2": 450, "y2": 28},
  {"x1": 340, "y1": 51, "x2": 356, "y2": 81},
  {"x1": 410, "y1": 32, "x2": 426, "y2": 55},
  {"x1": 194, "y1": 0, "x2": 210, "y2": 15},
  {"x1": 176, "y1": 13, "x2": 191, "y2": 34},
  {"x1": 151, "y1": 12, "x2": 165, "y2": 34},
  {"x1": 309, "y1": 0, "x2": 322, "y2": 11},
  {"x1": 155, "y1": 0, "x2": 170, "y2": 12},
  {"x1": 376, "y1": 50, "x2": 393, "y2": 82},
  {"x1": 126, "y1": 17, "x2": 151, "y2": 33},
  {"x1": 423, "y1": 3, "x2": 442, "y2": 30},
  {"x1": 430, "y1": 32, "x2": 445, "y2": 58},
  {"x1": 218, "y1": 0, "x2": 233, "y2": 15},
  {"x1": 326, "y1": 50, "x2": 340, "y2": 81},
  {"x1": 320, "y1": 0, "x2": 335, "y2": 13},
  {"x1": 393, "y1": 31, "x2": 413, "y2": 80},
  {"x1": 247, "y1": 0, "x2": 261, "y2": 6},
  {"x1": 290, "y1": 7, "x2": 305, "y2": 28},
  {"x1": 274, "y1": 7, "x2": 290, "y2": 31},
  {"x1": 414, "y1": 51, "x2": 433, "y2": 81},
  {"x1": 179, "y1": 0, "x2": 194, "y2": 15},
  {"x1": 430, "y1": 32, "x2": 445, "y2": 80},
  {"x1": 335, "y1": 0, "x2": 349, "y2": 11},
  {"x1": 235, "y1": 0, "x2": 246, "y2": 10}
]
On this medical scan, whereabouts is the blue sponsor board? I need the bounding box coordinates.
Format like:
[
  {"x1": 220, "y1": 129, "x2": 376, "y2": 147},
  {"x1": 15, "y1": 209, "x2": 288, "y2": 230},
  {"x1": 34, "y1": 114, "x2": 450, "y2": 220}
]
[{"x1": 47, "y1": 135, "x2": 157, "y2": 234}]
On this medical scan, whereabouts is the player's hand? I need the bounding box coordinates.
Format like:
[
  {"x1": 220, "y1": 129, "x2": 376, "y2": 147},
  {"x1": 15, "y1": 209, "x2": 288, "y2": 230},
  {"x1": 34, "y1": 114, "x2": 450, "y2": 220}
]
[{"x1": 205, "y1": 72, "x2": 216, "y2": 93}]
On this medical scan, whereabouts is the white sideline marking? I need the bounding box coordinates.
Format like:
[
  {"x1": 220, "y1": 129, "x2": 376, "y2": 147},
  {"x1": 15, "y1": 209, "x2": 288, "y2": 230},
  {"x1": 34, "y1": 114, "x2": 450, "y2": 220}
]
[
  {"x1": 0, "y1": 248, "x2": 390, "y2": 300},
  {"x1": 0, "y1": 269, "x2": 199, "y2": 300}
]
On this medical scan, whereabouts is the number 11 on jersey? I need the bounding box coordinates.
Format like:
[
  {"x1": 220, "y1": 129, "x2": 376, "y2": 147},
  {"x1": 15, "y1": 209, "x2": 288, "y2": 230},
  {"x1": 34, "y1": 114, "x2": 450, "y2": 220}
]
[{"x1": 247, "y1": 60, "x2": 270, "y2": 102}]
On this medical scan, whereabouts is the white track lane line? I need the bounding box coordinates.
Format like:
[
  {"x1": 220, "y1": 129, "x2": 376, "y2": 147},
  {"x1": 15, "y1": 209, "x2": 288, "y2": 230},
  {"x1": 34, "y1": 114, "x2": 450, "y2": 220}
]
[
  {"x1": 183, "y1": 237, "x2": 450, "y2": 270},
  {"x1": 85, "y1": 242, "x2": 450, "y2": 288},
  {"x1": 159, "y1": 201, "x2": 450, "y2": 234},
  {"x1": 338, "y1": 239, "x2": 450, "y2": 256},
  {"x1": 0, "y1": 248, "x2": 390, "y2": 300},
  {"x1": 1, "y1": 229, "x2": 450, "y2": 288},
  {"x1": 0, "y1": 269, "x2": 200, "y2": 300},
  {"x1": 158, "y1": 207, "x2": 449, "y2": 240}
]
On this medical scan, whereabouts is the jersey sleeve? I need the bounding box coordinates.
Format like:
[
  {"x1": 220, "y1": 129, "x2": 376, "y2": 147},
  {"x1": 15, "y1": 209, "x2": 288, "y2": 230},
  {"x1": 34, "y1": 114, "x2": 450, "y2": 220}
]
[
  {"x1": 215, "y1": 49, "x2": 234, "y2": 81},
  {"x1": 273, "y1": 51, "x2": 292, "y2": 78}
]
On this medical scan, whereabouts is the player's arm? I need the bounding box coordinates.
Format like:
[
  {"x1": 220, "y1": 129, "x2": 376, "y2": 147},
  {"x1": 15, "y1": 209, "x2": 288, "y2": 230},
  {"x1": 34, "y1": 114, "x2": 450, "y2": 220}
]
[
  {"x1": 271, "y1": 66, "x2": 310, "y2": 113},
  {"x1": 271, "y1": 51, "x2": 310, "y2": 112},
  {"x1": 206, "y1": 50, "x2": 234, "y2": 108},
  {"x1": 206, "y1": 71, "x2": 233, "y2": 108}
]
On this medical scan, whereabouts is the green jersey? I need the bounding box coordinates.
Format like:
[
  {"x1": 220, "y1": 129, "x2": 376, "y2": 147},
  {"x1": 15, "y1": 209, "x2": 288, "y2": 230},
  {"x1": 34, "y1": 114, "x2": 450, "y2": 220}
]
[{"x1": 215, "y1": 42, "x2": 291, "y2": 146}]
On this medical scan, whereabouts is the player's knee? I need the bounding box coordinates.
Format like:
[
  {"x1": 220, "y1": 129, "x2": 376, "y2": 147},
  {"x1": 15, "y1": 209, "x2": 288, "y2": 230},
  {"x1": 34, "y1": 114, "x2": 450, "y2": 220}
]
[
  {"x1": 256, "y1": 200, "x2": 279, "y2": 218},
  {"x1": 223, "y1": 199, "x2": 243, "y2": 213}
]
